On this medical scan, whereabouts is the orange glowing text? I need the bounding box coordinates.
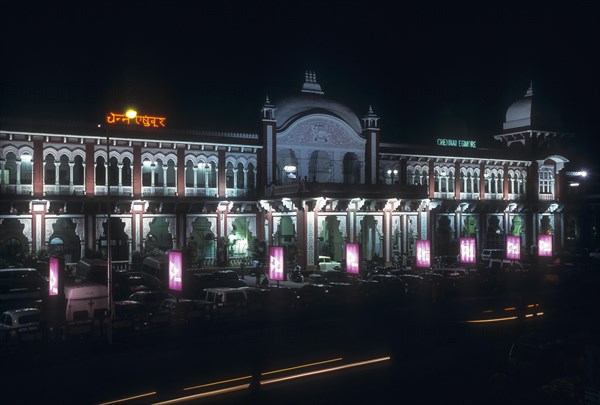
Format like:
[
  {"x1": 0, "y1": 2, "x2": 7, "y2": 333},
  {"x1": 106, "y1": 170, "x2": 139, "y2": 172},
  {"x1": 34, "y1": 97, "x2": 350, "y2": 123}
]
[{"x1": 106, "y1": 113, "x2": 166, "y2": 128}]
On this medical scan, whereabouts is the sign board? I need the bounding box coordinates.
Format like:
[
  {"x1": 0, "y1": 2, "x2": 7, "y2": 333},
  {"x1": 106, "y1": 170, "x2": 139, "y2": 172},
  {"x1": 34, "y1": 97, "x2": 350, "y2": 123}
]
[
  {"x1": 506, "y1": 236, "x2": 521, "y2": 260},
  {"x1": 269, "y1": 246, "x2": 285, "y2": 281},
  {"x1": 168, "y1": 250, "x2": 183, "y2": 292},
  {"x1": 437, "y1": 138, "x2": 477, "y2": 148},
  {"x1": 106, "y1": 112, "x2": 166, "y2": 127},
  {"x1": 460, "y1": 238, "x2": 476, "y2": 264},
  {"x1": 538, "y1": 235, "x2": 553, "y2": 257},
  {"x1": 416, "y1": 240, "x2": 431, "y2": 268},
  {"x1": 49, "y1": 257, "x2": 59, "y2": 296},
  {"x1": 346, "y1": 243, "x2": 360, "y2": 274}
]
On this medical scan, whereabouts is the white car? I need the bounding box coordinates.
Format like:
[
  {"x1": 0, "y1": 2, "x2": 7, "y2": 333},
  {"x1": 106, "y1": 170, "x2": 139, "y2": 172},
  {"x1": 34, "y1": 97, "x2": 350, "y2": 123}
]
[
  {"x1": 589, "y1": 249, "x2": 600, "y2": 261},
  {"x1": 0, "y1": 307, "x2": 41, "y2": 341},
  {"x1": 318, "y1": 256, "x2": 341, "y2": 271}
]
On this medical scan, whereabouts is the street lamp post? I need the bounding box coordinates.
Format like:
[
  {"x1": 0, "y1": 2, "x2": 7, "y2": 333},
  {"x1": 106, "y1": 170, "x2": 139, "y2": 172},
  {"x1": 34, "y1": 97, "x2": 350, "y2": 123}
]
[
  {"x1": 105, "y1": 123, "x2": 112, "y2": 344},
  {"x1": 105, "y1": 109, "x2": 136, "y2": 344},
  {"x1": 387, "y1": 168, "x2": 398, "y2": 184}
]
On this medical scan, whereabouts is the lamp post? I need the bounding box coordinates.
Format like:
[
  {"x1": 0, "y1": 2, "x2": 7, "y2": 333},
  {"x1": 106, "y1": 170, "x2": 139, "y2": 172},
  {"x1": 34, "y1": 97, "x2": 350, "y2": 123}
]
[
  {"x1": 387, "y1": 168, "x2": 398, "y2": 184},
  {"x1": 105, "y1": 108, "x2": 136, "y2": 344}
]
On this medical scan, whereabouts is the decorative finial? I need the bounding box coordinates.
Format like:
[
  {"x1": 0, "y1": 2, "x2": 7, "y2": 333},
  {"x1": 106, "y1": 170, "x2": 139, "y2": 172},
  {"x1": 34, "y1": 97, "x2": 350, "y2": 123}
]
[
  {"x1": 301, "y1": 70, "x2": 324, "y2": 94},
  {"x1": 265, "y1": 95, "x2": 271, "y2": 104},
  {"x1": 525, "y1": 81, "x2": 533, "y2": 97}
]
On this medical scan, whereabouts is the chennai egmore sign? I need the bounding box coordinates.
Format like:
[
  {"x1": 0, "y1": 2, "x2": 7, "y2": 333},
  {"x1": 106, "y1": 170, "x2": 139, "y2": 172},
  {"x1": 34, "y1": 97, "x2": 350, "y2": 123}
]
[{"x1": 437, "y1": 138, "x2": 477, "y2": 148}]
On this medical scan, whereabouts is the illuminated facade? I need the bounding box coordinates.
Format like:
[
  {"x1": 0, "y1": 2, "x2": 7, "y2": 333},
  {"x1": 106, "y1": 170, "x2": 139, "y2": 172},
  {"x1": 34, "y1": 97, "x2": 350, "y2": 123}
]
[{"x1": 0, "y1": 73, "x2": 588, "y2": 271}]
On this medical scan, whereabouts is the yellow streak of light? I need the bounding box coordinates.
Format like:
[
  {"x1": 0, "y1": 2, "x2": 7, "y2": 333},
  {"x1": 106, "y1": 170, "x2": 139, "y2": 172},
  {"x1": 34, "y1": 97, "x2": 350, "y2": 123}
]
[
  {"x1": 183, "y1": 375, "x2": 251, "y2": 391},
  {"x1": 465, "y1": 316, "x2": 518, "y2": 323},
  {"x1": 261, "y1": 357, "x2": 343, "y2": 376},
  {"x1": 503, "y1": 307, "x2": 516, "y2": 311},
  {"x1": 98, "y1": 392, "x2": 156, "y2": 405},
  {"x1": 152, "y1": 384, "x2": 250, "y2": 405},
  {"x1": 260, "y1": 356, "x2": 391, "y2": 386}
]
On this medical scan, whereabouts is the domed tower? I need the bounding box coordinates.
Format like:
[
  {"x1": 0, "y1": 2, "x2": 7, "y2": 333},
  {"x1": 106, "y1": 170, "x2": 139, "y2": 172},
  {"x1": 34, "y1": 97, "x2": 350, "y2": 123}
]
[
  {"x1": 261, "y1": 71, "x2": 367, "y2": 187},
  {"x1": 495, "y1": 82, "x2": 567, "y2": 150},
  {"x1": 495, "y1": 82, "x2": 572, "y2": 205}
]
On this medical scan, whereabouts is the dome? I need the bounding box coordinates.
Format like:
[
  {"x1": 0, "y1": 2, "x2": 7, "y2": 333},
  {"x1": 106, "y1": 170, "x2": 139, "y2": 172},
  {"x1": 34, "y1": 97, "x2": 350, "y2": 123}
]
[
  {"x1": 503, "y1": 83, "x2": 562, "y2": 131},
  {"x1": 274, "y1": 72, "x2": 363, "y2": 134}
]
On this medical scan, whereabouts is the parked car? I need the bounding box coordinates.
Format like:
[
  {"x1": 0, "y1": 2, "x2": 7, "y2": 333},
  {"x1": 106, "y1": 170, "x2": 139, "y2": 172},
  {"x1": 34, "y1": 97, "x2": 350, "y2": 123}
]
[
  {"x1": 0, "y1": 268, "x2": 48, "y2": 307},
  {"x1": 589, "y1": 248, "x2": 600, "y2": 261},
  {"x1": 158, "y1": 298, "x2": 214, "y2": 321},
  {"x1": 481, "y1": 249, "x2": 504, "y2": 261},
  {"x1": 295, "y1": 284, "x2": 330, "y2": 308},
  {"x1": 213, "y1": 270, "x2": 247, "y2": 287},
  {"x1": 128, "y1": 290, "x2": 175, "y2": 314},
  {"x1": 238, "y1": 286, "x2": 269, "y2": 314},
  {"x1": 0, "y1": 307, "x2": 41, "y2": 342},
  {"x1": 198, "y1": 287, "x2": 248, "y2": 317},
  {"x1": 113, "y1": 272, "x2": 150, "y2": 300},
  {"x1": 264, "y1": 286, "x2": 299, "y2": 314},
  {"x1": 318, "y1": 256, "x2": 342, "y2": 271}
]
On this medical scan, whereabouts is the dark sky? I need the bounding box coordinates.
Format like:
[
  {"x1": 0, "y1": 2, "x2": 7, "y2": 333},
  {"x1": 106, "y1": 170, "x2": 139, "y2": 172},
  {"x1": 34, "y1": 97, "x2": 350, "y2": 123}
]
[{"x1": 1, "y1": 2, "x2": 598, "y2": 150}]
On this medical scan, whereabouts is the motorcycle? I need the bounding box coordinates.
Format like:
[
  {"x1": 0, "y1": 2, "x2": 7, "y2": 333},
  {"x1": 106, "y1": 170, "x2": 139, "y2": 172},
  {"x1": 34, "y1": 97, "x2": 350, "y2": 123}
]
[{"x1": 288, "y1": 266, "x2": 304, "y2": 283}]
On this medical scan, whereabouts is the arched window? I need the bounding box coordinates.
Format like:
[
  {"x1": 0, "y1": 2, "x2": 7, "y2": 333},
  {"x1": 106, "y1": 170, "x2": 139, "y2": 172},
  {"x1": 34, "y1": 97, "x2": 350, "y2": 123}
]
[
  {"x1": 45, "y1": 154, "x2": 56, "y2": 185},
  {"x1": 73, "y1": 155, "x2": 84, "y2": 185},
  {"x1": 142, "y1": 159, "x2": 152, "y2": 187},
  {"x1": 208, "y1": 162, "x2": 217, "y2": 188},
  {"x1": 226, "y1": 162, "x2": 234, "y2": 188},
  {"x1": 247, "y1": 163, "x2": 255, "y2": 189},
  {"x1": 166, "y1": 160, "x2": 176, "y2": 187},
  {"x1": 122, "y1": 157, "x2": 132, "y2": 187},
  {"x1": 539, "y1": 167, "x2": 554, "y2": 194},
  {"x1": 237, "y1": 162, "x2": 245, "y2": 189},
  {"x1": 155, "y1": 159, "x2": 164, "y2": 187},
  {"x1": 96, "y1": 156, "x2": 106, "y2": 186},
  {"x1": 5, "y1": 152, "x2": 18, "y2": 184},
  {"x1": 185, "y1": 161, "x2": 194, "y2": 187},
  {"x1": 309, "y1": 151, "x2": 330, "y2": 182},
  {"x1": 343, "y1": 153, "x2": 360, "y2": 184},
  {"x1": 59, "y1": 155, "x2": 70, "y2": 185},
  {"x1": 20, "y1": 154, "x2": 33, "y2": 185},
  {"x1": 198, "y1": 162, "x2": 208, "y2": 188},
  {"x1": 108, "y1": 156, "x2": 118, "y2": 187}
]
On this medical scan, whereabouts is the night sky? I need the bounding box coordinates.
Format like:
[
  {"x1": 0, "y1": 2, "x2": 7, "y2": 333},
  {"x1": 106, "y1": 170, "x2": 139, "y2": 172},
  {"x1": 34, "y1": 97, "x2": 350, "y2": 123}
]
[{"x1": 1, "y1": 2, "x2": 598, "y2": 156}]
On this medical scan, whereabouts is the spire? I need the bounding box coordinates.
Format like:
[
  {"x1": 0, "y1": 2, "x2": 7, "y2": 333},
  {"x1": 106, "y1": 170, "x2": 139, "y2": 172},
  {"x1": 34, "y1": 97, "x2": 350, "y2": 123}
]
[
  {"x1": 525, "y1": 81, "x2": 533, "y2": 97},
  {"x1": 362, "y1": 105, "x2": 379, "y2": 129},
  {"x1": 301, "y1": 70, "x2": 324, "y2": 95},
  {"x1": 261, "y1": 94, "x2": 275, "y2": 120}
]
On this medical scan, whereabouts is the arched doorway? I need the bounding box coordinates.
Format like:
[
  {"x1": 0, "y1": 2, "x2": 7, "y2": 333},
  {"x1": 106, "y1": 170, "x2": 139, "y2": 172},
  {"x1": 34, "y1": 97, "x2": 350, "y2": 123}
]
[
  {"x1": 98, "y1": 218, "x2": 129, "y2": 261},
  {"x1": 318, "y1": 216, "x2": 343, "y2": 261},
  {"x1": 359, "y1": 215, "x2": 382, "y2": 262},
  {"x1": 309, "y1": 151, "x2": 331, "y2": 183},
  {"x1": 343, "y1": 153, "x2": 360, "y2": 184}
]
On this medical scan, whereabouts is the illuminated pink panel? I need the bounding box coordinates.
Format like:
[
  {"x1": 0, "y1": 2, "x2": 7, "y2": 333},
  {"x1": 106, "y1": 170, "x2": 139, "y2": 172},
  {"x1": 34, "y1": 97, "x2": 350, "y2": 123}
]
[
  {"x1": 416, "y1": 240, "x2": 431, "y2": 268},
  {"x1": 269, "y1": 246, "x2": 285, "y2": 281},
  {"x1": 168, "y1": 250, "x2": 183, "y2": 292},
  {"x1": 346, "y1": 243, "x2": 360, "y2": 274},
  {"x1": 506, "y1": 236, "x2": 521, "y2": 260},
  {"x1": 538, "y1": 235, "x2": 553, "y2": 257},
  {"x1": 49, "y1": 257, "x2": 59, "y2": 296},
  {"x1": 460, "y1": 238, "x2": 476, "y2": 264}
]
